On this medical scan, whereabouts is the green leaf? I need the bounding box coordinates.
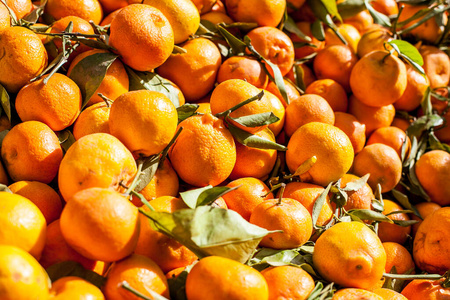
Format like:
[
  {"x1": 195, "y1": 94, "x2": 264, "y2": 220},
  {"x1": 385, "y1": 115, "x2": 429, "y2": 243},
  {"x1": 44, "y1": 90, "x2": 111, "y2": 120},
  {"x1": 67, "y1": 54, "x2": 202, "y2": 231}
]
[
  {"x1": 167, "y1": 263, "x2": 195, "y2": 300},
  {"x1": 283, "y1": 15, "x2": 312, "y2": 42},
  {"x1": 348, "y1": 209, "x2": 394, "y2": 223},
  {"x1": 388, "y1": 40, "x2": 425, "y2": 75},
  {"x1": 390, "y1": 189, "x2": 420, "y2": 217},
  {"x1": 227, "y1": 123, "x2": 288, "y2": 151},
  {"x1": 0, "y1": 184, "x2": 12, "y2": 193},
  {"x1": 70, "y1": 37, "x2": 114, "y2": 51},
  {"x1": 126, "y1": 68, "x2": 181, "y2": 108},
  {"x1": 46, "y1": 261, "x2": 106, "y2": 289},
  {"x1": 139, "y1": 206, "x2": 276, "y2": 263},
  {"x1": 311, "y1": 19, "x2": 325, "y2": 42},
  {"x1": 292, "y1": 156, "x2": 317, "y2": 178},
  {"x1": 221, "y1": 22, "x2": 259, "y2": 32},
  {"x1": 217, "y1": 25, "x2": 247, "y2": 56},
  {"x1": 342, "y1": 173, "x2": 370, "y2": 192},
  {"x1": 177, "y1": 104, "x2": 199, "y2": 123},
  {"x1": 56, "y1": 130, "x2": 76, "y2": 153},
  {"x1": 172, "y1": 45, "x2": 187, "y2": 54},
  {"x1": 337, "y1": 0, "x2": 366, "y2": 19},
  {"x1": 429, "y1": 131, "x2": 450, "y2": 153},
  {"x1": 312, "y1": 183, "x2": 332, "y2": 227},
  {"x1": 69, "y1": 52, "x2": 118, "y2": 109},
  {"x1": 392, "y1": 219, "x2": 419, "y2": 227},
  {"x1": 180, "y1": 186, "x2": 213, "y2": 209},
  {"x1": 320, "y1": 0, "x2": 343, "y2": 22},
  {"x1": 0, "y1": 0, "x2": 17, "y2": 25},
  {"x1": 0, "y1": 130, "x2": 8, "y2": 148},
  {"x1": 364, "y1": 0, "x2": 391, "y2": 27},
  {"x1": 196, "y1": 186, "x2": 239, "y2": 207},
  {"x1": 292, "y1": 64, "x2": 307, "y2": 91},
  {"x1": 249, "y1": 247, "x2": 300, "y2": 267},
  {"x1": 22, "y1": 0, "x2": 47, "y2": 23},
  {"x1": 134, "y1": 156, "x2": 160, "y2": 193},
  {"x1": 0, "y1": 84, "x2": 11, "y2": 121},
  {"x1": 231, "y1": 112, "x2": 280, "y2": 128}
]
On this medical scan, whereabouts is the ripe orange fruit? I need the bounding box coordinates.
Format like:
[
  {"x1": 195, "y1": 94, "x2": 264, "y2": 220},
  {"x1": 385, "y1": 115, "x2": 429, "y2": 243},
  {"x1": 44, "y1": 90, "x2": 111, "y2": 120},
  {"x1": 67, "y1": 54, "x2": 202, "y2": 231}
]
[
  {"x1": 1, "y1": 121, "x2": 63, "y2": 184},
  {"x1": 217, "y1": 56, "x2": 269, "y2": 89},
  {"x1": 0, "y1": 245, "x2": 50, "y2": 300},
  {"x1": 334, "y1": 112, "x2": 366, "y2": 154},
  {"x1": 313, "y1": 44, "x2": 358, "y2": 92},
  {"x1": 109, "y1": 90, "x2": 178, "y2": 157},
  {"x1": 286, "y1": 63, "x2": 317, "y2": 88},
  {"x1": 103, "y1": 254, "x2": 170, "y2": 300},
  {"x1": 367, "y1": 126, "x2": 411, "y2": 158},
  {"x1": 60, "y1": 187, "x2": 140, "y2": 262},
  {"x1": 72, "y1": 101, "x2": 111, "y2": 140},
  {"x1": 134, "y1": 196, "x2": 197, "y2": 273},
  {"x1": 0, "y1": 4, "x2": 10, "y2": 33},
  {"x1": 401, "y1": 279, "x2": 450, "y2": 300},
  {"x1": 284, "y1": 94, "x2": 335, "y2": 137},
  {"x1": 261, "y1": 265, "x2": 315, "y2": 300},
  {"x1": 339, "y1": 173, "x2": 374, "y2": 211},
  {"x1": 201, "y1": 11, "x2": 234, "y2": 24},
  {"x1": 413, "y1": 207, "x2": 450, "y2": 274},
  {"x1": 58, "y1": 133, "x2": 137, "y2": 202},
  {"x1": 50, "y1": 276, "x2": 104, "y2": 299},
  {"x1": 383, "y1": 242, "x2": 415, "y2": 274},
  {"x1": 0, "y1": 192, "x2": 46, "y2": 260},
  {"x1": 373, "y1": 288, "x2": 408, "y2": 300},
  {"x1": 5, "y1": 0, "x2": 33, "y2": 19},
  {"x1": 8, "y1": 181, "x2": 62, "y2": 225},
  {"x1": 371, "y1": 0, "x2": 399, "y2": 16},
  {"x1": 250, "y1": 198, "x2": 313, "y2": 249},
  {"x1": 286, "y1": 122, "x2": 354, "y2": 186},
  {"x1": 410, "y1": 202, "x2": 441, "y2": 237},
  {"x1": 348, "y1": 95, "x2": 395, "y2": 135},
  {"x1": 222, "y1": 177, "x2": 274, "y2": 221},
  {"x1": 392, "y1": 117, "x2": 412, "y2": 132},
  {"x1": 282, "y1": 181, "x2": 334, "y2": 227},
  {"x1": 305, "y1": 79, "x2": 348, "y2": 112},
  {"x1": 0, "y1": 159, "x2": 8, "y2": 186},
  {"x1": 225, "y1": 0, "x2": 286, "y2": 27},
  {"x1": 185, "y1": 256, "x2": 269, "y2": 300},
  {"x1": 343, "y1": 10, "x2": 374, "y2": 34},
  {"x1": 291, "y1": 21, "x2": 325, "y2": 60},
  {"x1": 45, "y1": 0, "x2": 103, "y2": 24},
  {"x1": 157, "y1": 37, "x2": 222, "y2": 102},
  {"x1": 350, "y1": 50, "x2": 407, "y2": 107},
  {"x1": 378, "y1": 200, "x2": 412, "y2": 245},
  {"x1": 109, "y1": 4, "x2": 174, "y2": 71},
  {"x1": 169, "y1": 113, "x2": 236, "y2": 187},
  {"x1": 39, "y1": 219, "x2": 96, "y2": 270},
  {"x1": 67, "y1": 49, "x2": 129, "y2": 107},
  {"x1": 313, "y1": 221, "x2": 386, "y2": 289},
  {"x1": 333, "y1": 288, "x2": 384, "y2": 300},
  {"x1": 357, "y1": 27, "x2": 393, "y2": 58},
  {"x1": 325, "y1": 23, "x2": 361, "y2": 53},
  {"x1": 394, "y1": 64, "x2": 430, "y2": 112},
  {"x1": 415, "y1": 150, "x2": 450, "y2": 206},
  {"x1": 246, "y1": 26, "x2": 295, "y2": 76},
  {"x1": 15, "y1": 73, "x2": 82, "y2": 131},
  {"x1": 0, "y1": 26, "x2": 47, "y2": 93},
  {"x1": 191, "y1": 0, "x2": 215, "y2": 14},
  {"x1": 353, "y1": 144, "x2": 402, "y2": 193},
  {"x1": 419, "y1": 45, "x2": 450, "y2": 89}
]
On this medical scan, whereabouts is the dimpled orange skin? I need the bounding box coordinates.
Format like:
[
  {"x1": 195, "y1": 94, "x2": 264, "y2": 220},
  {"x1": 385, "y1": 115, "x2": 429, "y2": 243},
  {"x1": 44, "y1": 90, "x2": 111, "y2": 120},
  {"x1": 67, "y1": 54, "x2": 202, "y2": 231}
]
[
  {"x1": 261, "y1": 266, "x2": 315, "y2": 300},
  {"x1": 383, "y1": 242, "x2": 415, "y2": 274},
  {"x1": 313, "y1": 222, "x2": 386, "y2": 290},
  {"x1": 185, "y1": 256, "x2": 269, "y2": 300},
  {"x1": 50, "y1": 276, "x2": 104, "y2": 300},
  {"x1": 0, "y1": 4, "x2": 11, "y2": 32},
  {"x1": 286, "y1": 122, "x2": 354, "y2": 187},
  {"x1": 372, "y1": 288, "x2": 408, "y2": 300},
  {"x1": 367, "y1": 126, "x2": 411, "y2": 158},
  {"x1": 57, "y1": 133, "x2": 137, "y2": 202},
  {"x1": 332, "y1": 289, "x2": 384, "y2": 300},
  {"x1": 5, "y1": 0, "x2": 33, "y2": 19},
  {"x1": 109, "y1": 4, "x2": 174, "y2": 71},
  {"x1": 225, "y1": 0, "x2": 285, "y2": 28},
  {"x1": 401, "y1": 279, "x2": 450, "y2": 300},
  {"x1": 217, "y1": 56, "x2": 269, "y2": 89},
  {"x1": 394, "y1": 64, "x2": 430, "y2": 112},
  {"x1": 169, "y1": 113, "x2": 236, "y2": 187},
  {"x1": 45, "y1": 0, "x2": 103, "y2": 24},
  {"x1": 60, "y1": 188, "x2": 140, "y2": 262},
  {"x1": 72, "y1": 101, "x2": 111, "y2": 140},
  {"x1": 334, "y1": 112, "x2": 366, "y2": 154}
]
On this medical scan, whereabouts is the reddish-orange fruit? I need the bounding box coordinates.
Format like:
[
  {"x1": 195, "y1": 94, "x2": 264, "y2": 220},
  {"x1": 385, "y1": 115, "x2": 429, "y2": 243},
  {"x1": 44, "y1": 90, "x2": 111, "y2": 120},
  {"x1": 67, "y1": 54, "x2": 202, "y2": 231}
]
[
  {"x1": 383, "y1": 242, "x2": 415, "y2": 274},
  {"x1": 109, "y1": 4, "x2": 174, "y2": 71},
  {"x1": 357, "y1": 27, "x2": 393, "y2": 58},
  {"x1": 250, "y1": 198, "x2": 313, "y2": 249},
  {"x1": 415, "y1": 150, "x2": 450, "y2": 206},
  {"x1": 378, "y1": 200, "x2": 411, "y2": 245},
  {"x1": 339, "y1": 174, "x2": 374, "y2": 211},
  {"x1": 334, "y1": 112, "x2": 366, "y2": 154},
  {"x1": 401, "y1": 279, "x2": 450, "y2": 300},
  {"x1": 50, "y1": 276, "x2": 104, "y2": 299},
  {"x1": 419, "y1": 45, "x2": 450, "y2": 89},
  {"x1": 394, "y1": 64, "x2": 430, "y2": 112},
  {"x1": 1, "y1": 121, "x2": 63, "y2": 184},
  {"x1": 367, "y1": 126, "x2": 411, "y2": 158},
  {"x1": 333, "y1": 289, "x2": 383, "y2": 300},
  {"x1": 72, "y1": 101, "x2": 111, "y2": 140},
  {"x1": 217, "y1": 56, "x2": 268, "y2": 89},
  {"x1": 261, "y1": 266, "x2": 315, "y2": 300},
  {"x1": 371, "y1": 0, "x2": 398, "y2": 16},
  {"x1": 305, "y1": 79, "x2": 348, "y2": 112},
  {"x1": 410, "y1": 202, "x2": 441, "y2": 237},
  {"x1": 45, "y1": 0, "x2": 103, "y2": 24},
  {"x1": 225, "y1": 0, "x2": 286, "y2": 28},
  {"x1": 313, "y1": 221, "x2": 386, "y2": 290},
  {"x1": 291, "y1": 22, "x2": 325, "y2": 59},
  {"x1": 344, "y1": 10, "x2": 374, "y2": 34},
  {"x1": 185, "y1": 256, "x2": 269, "y2": 300},
  {"x1": 373, "y1": 288, "x2": 408, "y2": 300}
]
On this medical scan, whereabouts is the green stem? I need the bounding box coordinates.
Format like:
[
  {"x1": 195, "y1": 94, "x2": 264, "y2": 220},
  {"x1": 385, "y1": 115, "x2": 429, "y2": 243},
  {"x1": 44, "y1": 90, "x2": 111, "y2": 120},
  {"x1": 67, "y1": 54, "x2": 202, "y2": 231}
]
[
  {"x1": 277, "y1": 183, "x2": 286, "y2": 205},
  {"x1": 383, "y1": 273, "x2": 443, "y2": 280}
]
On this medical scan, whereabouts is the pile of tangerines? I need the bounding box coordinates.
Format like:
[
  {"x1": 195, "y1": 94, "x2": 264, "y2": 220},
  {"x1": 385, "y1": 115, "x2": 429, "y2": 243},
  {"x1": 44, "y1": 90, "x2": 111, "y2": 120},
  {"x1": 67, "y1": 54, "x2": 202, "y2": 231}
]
[{"x1": 0, "y1": 0, "x2": 450, "y2": 299}]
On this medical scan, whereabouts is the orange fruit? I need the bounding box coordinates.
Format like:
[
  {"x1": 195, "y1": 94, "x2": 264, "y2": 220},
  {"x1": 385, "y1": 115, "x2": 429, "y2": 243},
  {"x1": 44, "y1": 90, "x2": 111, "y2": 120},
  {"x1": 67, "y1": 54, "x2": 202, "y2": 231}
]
[
  {"x1": 222, "y1": 177, "x2": 274, "y2": 221},
  {"x1": 305, "y1": 79, "x2": 348, "y2": 112},
  {"x1": 217, "y1": 56, "x2": 269, "y2": 89},
  {"x1": 291, "y1": 21, "x2": 325, "y2": 60},
  {"x1": 191, "y1": 0, "x2": 215, "y2": 14},
  {"x1": 265, "y1": 79, "x2": 302, "y2": 107},
  {"x1": 0, "y1": 26, "x2": 47, "y2": 93},
  {"x1": 50, "y1": 276, "x2": 104, "y2": 299},
  {"x1": 0, "y1": 159, "x2": 8, "y2": 186},
  {"x1": 378, "y1": 199, "x2": 412, "y2": 245},
  {"x1": 313, "y1": 221, "x2": 386, "y2": 289},
  {"x1": 103, "y1": 254, "x2": 170, "y2": 300},
  {"x1": 39, "y1": 219, "x2": 96, "y2": 270},
  {"x1": 185, "y1": 256, "x2": 269, "y2": 300},
  {"x1": 225, "y1": 0, "x2": 286, "y2": 27},
  {"x1": 0, "y1": 3, "x2": 10, "y2": 33},
  {"x1": 333, "y1": 289, "x2": 384, "y2": 300},
  {"x1": 348, "y1": 94, "x2": 395, "y2": 135},
  {"x1": 58, "y1": 133, "x2": 137, "y2": 202},
  {"x1": 8, "y1": 181, "x2": 62, "y2": 225},
  {"x1": 410, "y1": 202, "x2": 442, "y2": 237},
  {"x1": 0, "y1": 245, "x2": 50, "y2": 300},
  {"x1": 72, "y1": 101, "x2": 111, "y2": 140},
  {"x1": 392, "y1": 117, "x2": 412, "y2": 132},
  {"x1": 286, "y1": 122, "x2": 354, "y2": 186},
  {"x1": 168, "y1": 113, "x2": 236, "y2": 187},
  {"x1": 143, "y1": 0, "x2": 200, "y2": 44},
  {"x1": 334, "y1": 112, "x2": 366, "y2": 154},
  {"x1": 0, "y1": 192, "x2": 46, "y2": 260},
  {"x1": 5, "y1": 0, "x2": 33, "y2": 19},
  {"x1": 435, "y1": 108, "x2": 450, "y2": 143},
  {"x1": 401, "y1": 279, "x2": 450, "y2": 300},
  {"x1": 419, "y1": 45, "x2": 450, "y2": 89},
  {"x1": 67, "y1": 49, "x2": 129, "y2": 107},
  {"x1": 371, "y1": 0, "x2": 399, "y2": 16},
  {"x1": 261, "y1": 265, "x2": 315, "y2": 300},
  {"x1": 250, "y1": 198, "x2": 313, "y2": 249},
  {"x1": 1, "y1": 121, "x2": 63, "y2": 184},
  {"x1": 201, "y1": 11, "x2": 234, "y2": 24},
  {"x1": 157, "y1": 37, "x2": 222, "y2": 102},
  {"x1": 134, "y1": 196, "x2": 197, "y2": 273},
  {"x1": 352, "y1": 144, "x2": 402, "y2": 193},
  {"x1": 286, "y1": 63, "x2": 317, "y2": 88},
  {"x1": 373, "y1": 288, "x2": 408, "y2": 300},
  {"x1": 357, "y1": 27, "x2": 393, "y2": 58},
  {"x1": 367, "y1": 126, "x2": 411, "y2": 158},
  {"x1": 282, "y1": 182, "x2": 333, "y2": 227},
  {"x1": 350, "y1": 50, "x2": 407, "y2": 107},
  {"x1": 246, "y1": 26, "x2": 295, "y2": 76},
  {"x1": 413, "y1": 207, "x2": 450, "y2": 274},
  {"x1": 343, "y1": 10, "x2": 374, "y2": 34},
  {"x1": 15, "y1": 73, "x2": 82, "y2": 131},
  {"x1": 60, "y1": 187, "x2": 140, "y2": 262},
  {"x1": 394, "y1": 64, "x2": 430, "y2": 112},
  {"x1": 99, "y1": 7, "x2": 122, "y2": 25},
  {"x1": 109, "y1": 4, "x2": 174, "y2": 71},
  {"x1": 284, "y1": 94, "x2": 335, "y2": 137},
  {"x1": 383, "y1": 242, "x2": 415, "y2": 274},
  {"x1": 45, "y1": 0, "x2": 103, "y2": 24},
  {"x1": 325, "y1": 23, "x2": 361, "y2": 53},
  {"x1": 313, "y1": 44, "x2": 358, "y2": 92},
  {"x1": 339, "y1": 173, "x2": 374, "y2": 211},
  {"x1": 109, "y1": 90, "x2": 178, "y2": 157},
  {"x1": 415, "y1": 150, "x2": 450, "y2": 206}
]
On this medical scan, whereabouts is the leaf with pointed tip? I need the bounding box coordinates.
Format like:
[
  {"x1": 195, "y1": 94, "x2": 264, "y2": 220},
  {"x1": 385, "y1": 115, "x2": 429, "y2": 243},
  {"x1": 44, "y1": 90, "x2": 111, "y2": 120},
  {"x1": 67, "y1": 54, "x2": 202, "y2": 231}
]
[
  {"x1": 293, "y1": 156, "x2": 317, "y2": 177},
  {"x1": 283, "y1": 15, "x2": 311, "y2": 41},
  {"x1": 230, "y1": 112, "x2": 280, "y2": 128},
  {"x1": 177, "y1": 104, "x2": 199, "y2": 123},
  {"x1": 227, "y1": 123, "x2": 287, "y2": 150},
  {"x1": 217, "y1": 25, "x2": 247, "y2": 56},
  {"x1": 0, "y1": 84, "x2": 11, "y2": 121},
  {"x1": 391, "y1": 219, "x2": 419, "y2": 227},
  {"x1": 364, "y1": 0, "x2": 391, "y2": 27},
  {"x1": 46, "y1": 261, "x2": 106, "y2": 288},
  {"x1": 391, "y1": 189, "x2": 420, "y2": 217},
  {"x1": 312, "y1": 183, "x2": 332, "y2": 227},
  {"x1": 388, "y1": 40, "x2": 425, "y2": 75},
  {"x1": 56, "y1": 130, "x2": 76, "y2": 153},
  {"x1": 180, "y1": 185, "x2": 212, "y2": 209},
  {"x1": 347, "y1": 209, "x2": 394, "y2": 223},
  {"x1": 134, "y1": 156, "x2": 160, "y2": 193},
  {"x1": 311, "y1": 19, "x2": 325, "y2": 41},
  {"x1": 23, "y1": 0, "x2": 47, "y2": 23},
  {"x1": 337, "y1": 0, "x2": 365, "y2": 19},
  {"x1": 342, "y1": 174, "x2": 370, "y2": 192},
  {"x1": 0, "y1": 184, "x2": 12, "y2": 193},
  {"x1": 196, "y1": 185, "x2": 240, "y2": 207}
]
